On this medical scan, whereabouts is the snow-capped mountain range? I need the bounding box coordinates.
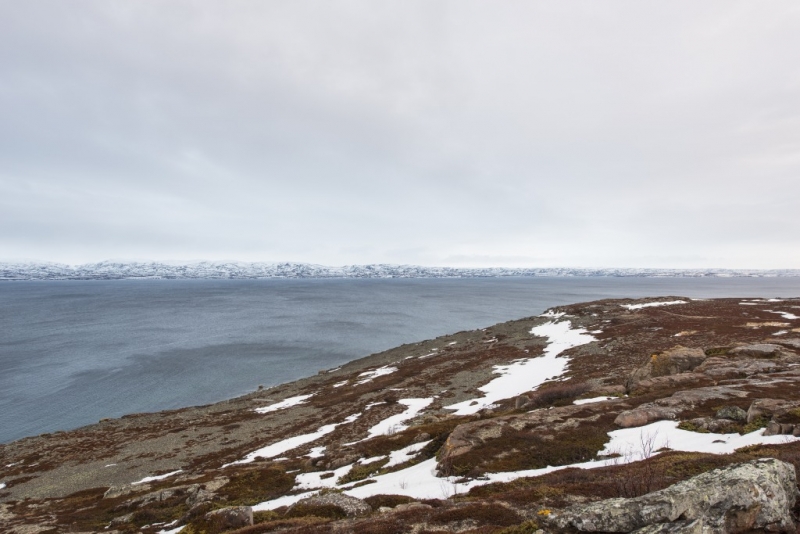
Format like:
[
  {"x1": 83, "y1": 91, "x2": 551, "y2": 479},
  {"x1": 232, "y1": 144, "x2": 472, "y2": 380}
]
[{"x1": 1, "y1": 261, "x2": 798, "y2": 280}]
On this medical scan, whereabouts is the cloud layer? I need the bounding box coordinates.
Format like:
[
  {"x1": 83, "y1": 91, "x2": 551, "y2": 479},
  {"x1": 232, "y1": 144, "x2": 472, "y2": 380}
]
[{"x1": 2, "y1": 1, "x2": 799, "y2": 268}]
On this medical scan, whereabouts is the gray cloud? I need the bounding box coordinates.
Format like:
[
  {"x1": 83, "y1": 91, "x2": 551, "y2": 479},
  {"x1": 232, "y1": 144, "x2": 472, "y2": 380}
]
[{"x1": 1, "y1": 1, "x2": 799, "y2": 268}]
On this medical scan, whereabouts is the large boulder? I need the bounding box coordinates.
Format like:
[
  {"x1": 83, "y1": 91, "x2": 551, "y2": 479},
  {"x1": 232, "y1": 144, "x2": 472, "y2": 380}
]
[
  {"x1": 546, "y1": 458, "x2": 798, "y2": 533},
  {"x1": 292, "y1": 492, "x2": 371, "y2": 517},
  {"x1": 615, "y1": 407, "x2": 680, "y2": 429}
]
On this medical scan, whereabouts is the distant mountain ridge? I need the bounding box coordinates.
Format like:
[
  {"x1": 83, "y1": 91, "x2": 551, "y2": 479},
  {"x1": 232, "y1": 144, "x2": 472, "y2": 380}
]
[{"x1": 2, "y1": 261, "x2": 799, "y2": 280}]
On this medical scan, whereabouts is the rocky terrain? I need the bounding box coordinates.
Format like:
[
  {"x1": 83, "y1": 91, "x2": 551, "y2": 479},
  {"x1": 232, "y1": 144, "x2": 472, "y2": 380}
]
[{"x1": 3, "y1": 296, "x2": 800, "y2": 534}]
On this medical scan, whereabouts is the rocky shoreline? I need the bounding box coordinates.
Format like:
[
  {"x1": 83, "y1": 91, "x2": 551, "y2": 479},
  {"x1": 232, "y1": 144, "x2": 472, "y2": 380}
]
[{"x1": 2, "y1": 296, "x2": 800, "y2": 533}]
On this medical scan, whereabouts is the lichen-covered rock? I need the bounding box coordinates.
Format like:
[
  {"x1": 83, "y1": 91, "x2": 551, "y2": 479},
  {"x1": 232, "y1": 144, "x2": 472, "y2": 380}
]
[
  {"x1": 685, "y1": 417, "x2": 739, "y2": 434},
  {"x1": 546, "y1": 458, "x2": 798, "y2": 533},
  {"x1": 294, "y1": 492, "x2": 371, "y2": 516},
  {"x1": 715, "y1": 406, "x2": 747, "y2": 422}
]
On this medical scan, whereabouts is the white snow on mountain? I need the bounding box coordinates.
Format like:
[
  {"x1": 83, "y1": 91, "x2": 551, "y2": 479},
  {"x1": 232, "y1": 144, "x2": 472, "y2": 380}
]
[{"x1": 2, "y1": 261, "x2": 799, "y2": 280}]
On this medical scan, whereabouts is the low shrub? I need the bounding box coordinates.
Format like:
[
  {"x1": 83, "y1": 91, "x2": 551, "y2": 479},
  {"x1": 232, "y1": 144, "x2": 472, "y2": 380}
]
[
  {"x1": 429, "y1": 503, "x2": 521, "y2": 526},
  {"x1": 496, "y1": 520, "x2": 540, "y2": 534},
  {"x1": 677, "y1": 421, "x2": 709, "y2": 433},
  {"x1": 219, "y1": 468, "x2": 295, "y2": 505},
  {"x1": 363, "y1": 494, "x2": 414, "y2": 509},
  {"x1": 526, "y1": 382, "x2": 592, "y2": 408},
  {"x1": 742, "y1": 416, "x2": 769, "y2": 434},
  {"x1": 338, "y1": 458, "x2": 388, "y2": 484},
  {"x1": 285, "y1": 503, "x2": 347, "y2": 520}
]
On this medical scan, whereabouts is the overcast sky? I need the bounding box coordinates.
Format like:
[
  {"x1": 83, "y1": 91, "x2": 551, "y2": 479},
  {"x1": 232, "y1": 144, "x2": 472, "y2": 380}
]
[{"x1": 1, "y1": 1, "x2": 798, "y2": 268}]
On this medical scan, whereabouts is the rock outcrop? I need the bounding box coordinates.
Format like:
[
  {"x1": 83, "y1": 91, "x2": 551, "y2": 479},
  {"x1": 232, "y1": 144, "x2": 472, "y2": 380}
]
[
  {"x1": 546, "y1": 458, "x2": 798, "y2": 533},
  {"x1": 291, "y1": 493, "x2": 372, "y2": 517},
  {"x1": 626, "y1": 346, "x2": 706, "y2": 391}
]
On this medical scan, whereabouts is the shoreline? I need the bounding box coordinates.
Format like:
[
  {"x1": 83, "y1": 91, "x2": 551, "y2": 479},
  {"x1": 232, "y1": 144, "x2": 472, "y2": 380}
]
[{"x1": 3, "y1": 295, "x2": 800, "y2": 533}]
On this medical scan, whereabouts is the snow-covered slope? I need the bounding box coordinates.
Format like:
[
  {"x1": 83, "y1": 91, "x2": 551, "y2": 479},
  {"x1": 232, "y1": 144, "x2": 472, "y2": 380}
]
[{"x1": 2, "y1": 261, "x2": 798, "y2": 280}]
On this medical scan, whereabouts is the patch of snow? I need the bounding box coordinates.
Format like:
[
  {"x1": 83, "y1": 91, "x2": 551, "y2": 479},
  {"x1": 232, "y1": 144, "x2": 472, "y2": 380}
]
[
  {"x1": 448, "y1": 341, "x2": 457, "y2": 345},
  {"x1": 739, "y1": 302, "x2": 758, "y2": 306},
  {"x1": 253, "y1": 491, "x2": 318, "y2": 511},
  {"x1": 255, "y1": 394, "x2": 314, "y2": 414},
  {"x1": 0, "y1": 482, "x2": 5, "y2": 490},
  {"x1": 601, "y1": 420, "x2": 800, "y2": 460},
  {"x1": 295, "y1": 464, "x2": 354, "y2": 490},
  {"x1": 104, "y1": 463, "x2": 117, "y2": 467},
  {"x1": 773, "y1": 330, "x2": 789, "y2": 336},
  {"x1": 157, "y1": 527, "x2": 184, "y2": 534},
  {"x1": 622, "y1": 300, "x2": 686, "y2": 310},
  {"x1": 345, "y1": 458, "x2": 458, "y2": 500},
  {"x1": 355, "y1": 366, "x2": 397, "y2": 385},
  {"x1": 445, "y1": 317, "x2": 595, "y2": 415},
  {"x1": 364, "y1": 402, "x2": 385, "y2": 410},
  {"x1": 333, "y1": 381, "x2": 348, "y2": 388},
  {"x1": 367, "y1": 398, "x2": 434, "y2": 438},
  {"x1": 307, "y1": 447, "x2": 326, "y2": 458},
  {"x1": 132, "y1": 470, "x2": 182, "y2": 485},
  {"x1": 386, "y1": 440, "x2": 431, "y2": 467},
  {"x1": 225, "y1": 414, "x2": 361, "y2": 466},
  {"x1": 767, "y1": 310, "x2": 800, "y2": 320},
  {"x1": 359, "y1": 455, "x2": 388, "y2": 465},
  {"x1": 573, "y1": 396, "x2": 614, "y2": 405}
]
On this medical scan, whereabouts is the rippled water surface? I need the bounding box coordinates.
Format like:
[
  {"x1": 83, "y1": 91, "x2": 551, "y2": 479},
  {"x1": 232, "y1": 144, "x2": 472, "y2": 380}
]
[{"x1": 2, "y1": 277, "x2": 799, "y2": 443}]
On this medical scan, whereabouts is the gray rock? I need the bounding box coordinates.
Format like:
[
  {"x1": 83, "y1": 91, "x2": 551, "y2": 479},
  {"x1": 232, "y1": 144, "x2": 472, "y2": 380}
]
[
  {"x1": 103, "y1": 484, "x2": 144, "y2": 499},
  {"x1": 185, "y1": 484, "x2": 218, "y2": 507},
  {"x1": 686, "y1": 417, "x2": 738, "y2": 434},
  {"x1": 615, "y1": 407, "x2": 679, "y2": 428},
  {"x1": 294, "y1": 492, "x2": 371, "y2": 517},
  {"x1": 204, "y1": 506, "x2": 253, "y2": 530},
  {"x1": 730, "y1": 344, "x2": 783, "y2": 358},
  {"x1": 715, "y1": 406, "x2": 747, "y2": 422},
  {"x1": 325, "y1": 453, "x2": 361, "y2": 470},
  {"x1": 632, "y1": 519, "x2": 704, "y2": 534},
  {"x1": 763, "y1": 421, "x2": 798, "y2": 437},
  {"x1": 394, "y1": 502, "x2": 433, "y2": 512},
  {"x1": 108, "y1": 513, "x2": 133, "y2": 527},
  {"x1": 547, "y1": 458, "x2": 798, "y2": 533},
  {"x1": 777, "y1": 338, "x2": 800, "y2": 349}
]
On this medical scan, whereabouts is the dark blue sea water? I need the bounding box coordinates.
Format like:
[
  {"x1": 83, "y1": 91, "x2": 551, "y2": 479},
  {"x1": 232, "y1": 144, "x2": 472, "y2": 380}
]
[{"x1": 2, "y1": 277, "x2": 800, "y2": 444}]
